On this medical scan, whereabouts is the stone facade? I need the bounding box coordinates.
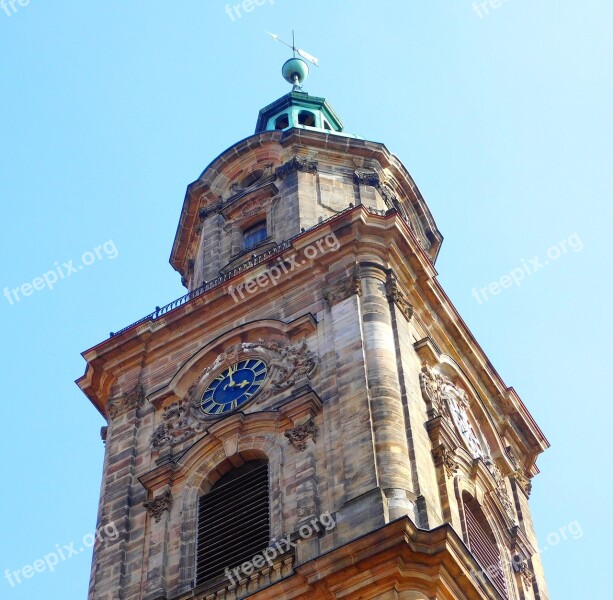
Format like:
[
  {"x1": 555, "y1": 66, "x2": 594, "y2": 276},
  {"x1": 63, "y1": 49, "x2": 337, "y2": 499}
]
[{"x1": 78, "y1": 121, "x2": 549, "y2": 599}]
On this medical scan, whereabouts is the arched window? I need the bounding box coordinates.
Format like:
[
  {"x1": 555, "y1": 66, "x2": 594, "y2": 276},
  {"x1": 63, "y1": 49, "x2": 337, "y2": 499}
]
[
  {"x1": 196, "y1": 460, "x2": 270, "y2": 584},
  {"x1": 243, "y1": 220, "x2": 268, "y2": 249},
  {"x1": 298, "y1": 110, "x2": 316, "y2": 126},
  {"x1": 463, "y1": 493, "x2": 508, "y2": 598},
  {"x1": 274, "y1": 114, "x2": 289, "y2": 130}
]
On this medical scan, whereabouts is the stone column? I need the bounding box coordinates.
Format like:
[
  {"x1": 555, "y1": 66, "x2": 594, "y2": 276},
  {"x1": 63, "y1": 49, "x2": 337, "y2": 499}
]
[{"x1": 359, "y1": 264, "x2": 413, "y2": 520}]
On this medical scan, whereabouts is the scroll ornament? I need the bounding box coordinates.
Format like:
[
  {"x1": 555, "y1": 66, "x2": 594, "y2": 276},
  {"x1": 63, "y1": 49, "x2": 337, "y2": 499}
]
[{"x1": 151, "y1": 339, "x2": 319, "y2": 450}]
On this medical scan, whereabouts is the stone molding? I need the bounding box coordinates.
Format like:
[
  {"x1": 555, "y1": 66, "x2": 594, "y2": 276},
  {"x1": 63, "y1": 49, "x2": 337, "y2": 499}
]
[
  {"x1": 276, "y1": 156, "x2": 318, "y2": 179},
  {"x1": 107, "y1": 383, "x2": 145, "y2": 419},
  {"x1": 144, "y1": 490, "x2": 173, "y2": 523},
  {"x1": 284, "y1": 417, "x2": 318, "y2": 451},
  {"x1": 151, "y1": 339, "x2": 319, "y2": 450}
]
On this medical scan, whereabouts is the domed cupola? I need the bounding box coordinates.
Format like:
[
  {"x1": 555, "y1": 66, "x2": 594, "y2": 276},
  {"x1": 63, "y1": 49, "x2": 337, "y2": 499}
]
[
  {"x1": 255, "y1": 43, "x2": 356, "y2": 137},
  {"x1": 255, "y1": 87, "x2": 344, "y2": 134}
]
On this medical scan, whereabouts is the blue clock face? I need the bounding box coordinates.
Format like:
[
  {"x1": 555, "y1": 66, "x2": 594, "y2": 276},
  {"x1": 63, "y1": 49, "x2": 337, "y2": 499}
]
[{"x1": 201, "y1": 359, "x2": 267, "y2": 415}]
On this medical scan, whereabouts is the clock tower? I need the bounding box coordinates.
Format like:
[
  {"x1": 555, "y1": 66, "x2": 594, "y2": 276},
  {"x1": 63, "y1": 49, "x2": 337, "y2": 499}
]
[{"x1": 78, "y1": 56, "x2": 550, "y2": 600}]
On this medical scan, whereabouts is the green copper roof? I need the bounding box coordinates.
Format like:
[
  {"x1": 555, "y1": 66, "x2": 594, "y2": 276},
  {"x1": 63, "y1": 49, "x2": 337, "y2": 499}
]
[{"x1": 255, "y1": 91, "x2": 344, "y2": 134}]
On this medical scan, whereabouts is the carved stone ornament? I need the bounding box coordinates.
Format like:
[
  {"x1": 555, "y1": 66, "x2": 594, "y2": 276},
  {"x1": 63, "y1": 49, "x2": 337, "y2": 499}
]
[
  {"x1": 431, "y1": 444, "x2": 458, "y2": 478},
  {"x1": 419, "y1": 365, "x2": 484, "y2": 457},
  {"x1": 419, "y1": 364, "x2": 448, "y2": 419},
  {"x1": 386, "y1": 275, "x2": 414, "y2": 321},
  {"x1": 512, "y1": 469, "x2": 533, "y2": 497},
  {"x1": 353, "y1": 169, "x2": 380, "y2": 186},
  {"x1": 276, "y1": 156, "x2": 318, "y2": 179},
  {"x1": 199, "y1": 199, "x2": 223, "y2": 220},
  {"x1": 151, "y1": 339, "x2": 320, "y2": 450},
  {"x1": 324, "y1": 266, "x2": 361, "y2": 306},
  {"x1": 505, "y1": 445, "x2": 519, "y2": 469},
  {"x1": 107, "y1": 383, "x2": 145, "y2": 419},
  {"x1": 512, "y1": 554, "x2": 534, "y2": 590},
  {"x1": 285, "y1": 417, "x2": 318, "y2": 451},
  {"x1": 144, "y1": 490, "x2": 173, "y2": 523},
  {"x1": 421, "y1": 366, "x2": 517, "y2": 523},
  {"x1": 484, "y1": 457, "x2": 517, "y2": 524}
]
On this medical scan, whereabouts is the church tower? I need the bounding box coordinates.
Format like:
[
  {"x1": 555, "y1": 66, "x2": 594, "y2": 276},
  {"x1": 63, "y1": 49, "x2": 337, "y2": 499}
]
[{"x1": 77, "y1": 54, "x2": 550, "y2": 600}]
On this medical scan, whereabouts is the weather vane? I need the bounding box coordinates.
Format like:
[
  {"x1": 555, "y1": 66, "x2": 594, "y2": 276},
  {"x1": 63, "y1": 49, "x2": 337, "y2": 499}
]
[{"x1": 267, "y1": 31, "x2": 319, "y2": 91}]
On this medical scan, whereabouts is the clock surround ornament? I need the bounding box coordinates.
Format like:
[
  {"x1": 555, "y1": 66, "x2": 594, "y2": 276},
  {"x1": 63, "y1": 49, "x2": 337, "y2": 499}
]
[{"x1": 150, "y1": 338, "x2": 319, "y2": 450}]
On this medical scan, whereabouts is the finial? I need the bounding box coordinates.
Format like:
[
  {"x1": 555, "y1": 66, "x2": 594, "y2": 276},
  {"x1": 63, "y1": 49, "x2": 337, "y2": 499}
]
[{"x1": 267, "y1": 31, "x2": 319, "y2": 91}]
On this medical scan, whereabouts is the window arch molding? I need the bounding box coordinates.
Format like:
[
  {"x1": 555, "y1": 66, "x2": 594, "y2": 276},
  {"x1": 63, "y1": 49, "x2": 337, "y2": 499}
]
[
  {"x1": 177, "y1": 431, "x2": 285, "y2": 592},
  {"x1": 459, "y1": 490, "x2": 516, "y2": 599}
]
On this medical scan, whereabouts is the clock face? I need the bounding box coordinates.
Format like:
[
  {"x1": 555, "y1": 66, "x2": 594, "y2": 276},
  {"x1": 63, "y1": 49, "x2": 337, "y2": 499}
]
[
  {"x1": 447, "y1": 395, "x2": 484, "y2": 459},
  {"x1": 201, "y1": 359, "x2": 267, "y2": 416}
]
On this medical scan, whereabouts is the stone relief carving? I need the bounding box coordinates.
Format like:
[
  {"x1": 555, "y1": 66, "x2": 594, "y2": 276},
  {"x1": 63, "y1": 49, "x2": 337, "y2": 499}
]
[
  {"x1": 276, "y1": 156, "x2": 318, "y2": 179},
  {"x1": 323, "y1": 266, "x2": 361, "y2": 306},
  {"x1": 419, "y1": 364, "x2": 448, "y2": 419},
  {"x1": 223, "y1": 194, "x2": 275, "y2": 227},
  {"x1": 421, "y1": 365, "x2": 516, "y2": 522},
  {"x1": 431, "y1": 444, "x2": 458, "y2": 478},
  {"x1": 151, "y1": 339, "x2": 319, "y2": 450},
  {"x1": 512, "y1": 554, "x2": 534, "y2": 590},
  {"x1": 107, "y1": 383, "x2": 145, "y2": 419},
  {"x1": 386, "y1": 274, "x2": 414, "y2": 321},
  {"x1": 420, "y1": 365, "x2": 483, "y2": 457},
  {"x1": 506, "y1": 446, "x2": 532, "y2": 497},
  {"x1": 353, "y1": 169, "x2": 380, "y2": 186},
  {"x1": 484, "y1": 457, "x2": 517, "y2": 524},
  {"x1": 199, "y1": 198, "x2": 223, "y2": 220},
  {"x1": 144, "y1": 490, "x2": 173, "y2": 523},
  {"x1": 512, "y1": 469, "x2": 533, "y2": 497},
  {"x1": 284, "y1": 417, "x2": 318, "y2": 451}
]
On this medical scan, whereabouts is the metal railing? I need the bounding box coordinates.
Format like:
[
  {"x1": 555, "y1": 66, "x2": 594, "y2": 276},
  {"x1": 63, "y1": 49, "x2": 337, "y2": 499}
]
[{"x1": 109, "y1": 205, "x2": 368, "y2": 338}]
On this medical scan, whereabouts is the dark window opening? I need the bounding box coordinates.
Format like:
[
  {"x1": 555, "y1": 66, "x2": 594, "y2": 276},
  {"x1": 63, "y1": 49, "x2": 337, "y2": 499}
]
[
  {"x1": 322, "y1": 118, "x2": 332, "y2": 131},
  {"x1": 239, "y1": 169, "x2": 264, "y2": 189},
  {"x1": 243, "y1": 220, "x2": 267, "y2": 249},
  {"x1": 298, "y1": 110, "x2": 316, "y2": 126},
  {"x1": 196, "y1": 461, "x2": 270, "y2": 585},
  {"x1": 274, "y1": 114, "x2": 289, "y2": 130}
]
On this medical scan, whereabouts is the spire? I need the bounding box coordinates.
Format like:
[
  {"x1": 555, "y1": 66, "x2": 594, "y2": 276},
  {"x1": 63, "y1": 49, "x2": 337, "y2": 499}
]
[{"x1": 267, "y1": 31, "x2": 320, "y2": 91}]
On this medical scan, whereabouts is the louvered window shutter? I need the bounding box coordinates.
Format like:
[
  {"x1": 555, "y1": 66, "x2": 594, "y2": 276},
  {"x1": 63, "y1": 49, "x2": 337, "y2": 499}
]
[
  {"x1": 196, "y1": 461, "x2": 270, "y2": 584},
  {"x1": 464, "y1": 502, "x2": 508, "y2": 599}
]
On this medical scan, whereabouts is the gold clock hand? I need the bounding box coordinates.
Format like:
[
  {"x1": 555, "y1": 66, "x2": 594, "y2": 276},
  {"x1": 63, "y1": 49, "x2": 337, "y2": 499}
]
[
  {"x1": 237, "y1": 380, "x2": 250, "y2": 389},
  {"x1": 227, "y1": 365, "x2": 236, "y2": 387}
]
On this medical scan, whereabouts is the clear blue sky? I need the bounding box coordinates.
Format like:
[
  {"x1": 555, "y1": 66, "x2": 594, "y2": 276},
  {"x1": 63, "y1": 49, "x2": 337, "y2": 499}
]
[{"x1": 1, "y1": 1, "x2": 611, "y2": 598}]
